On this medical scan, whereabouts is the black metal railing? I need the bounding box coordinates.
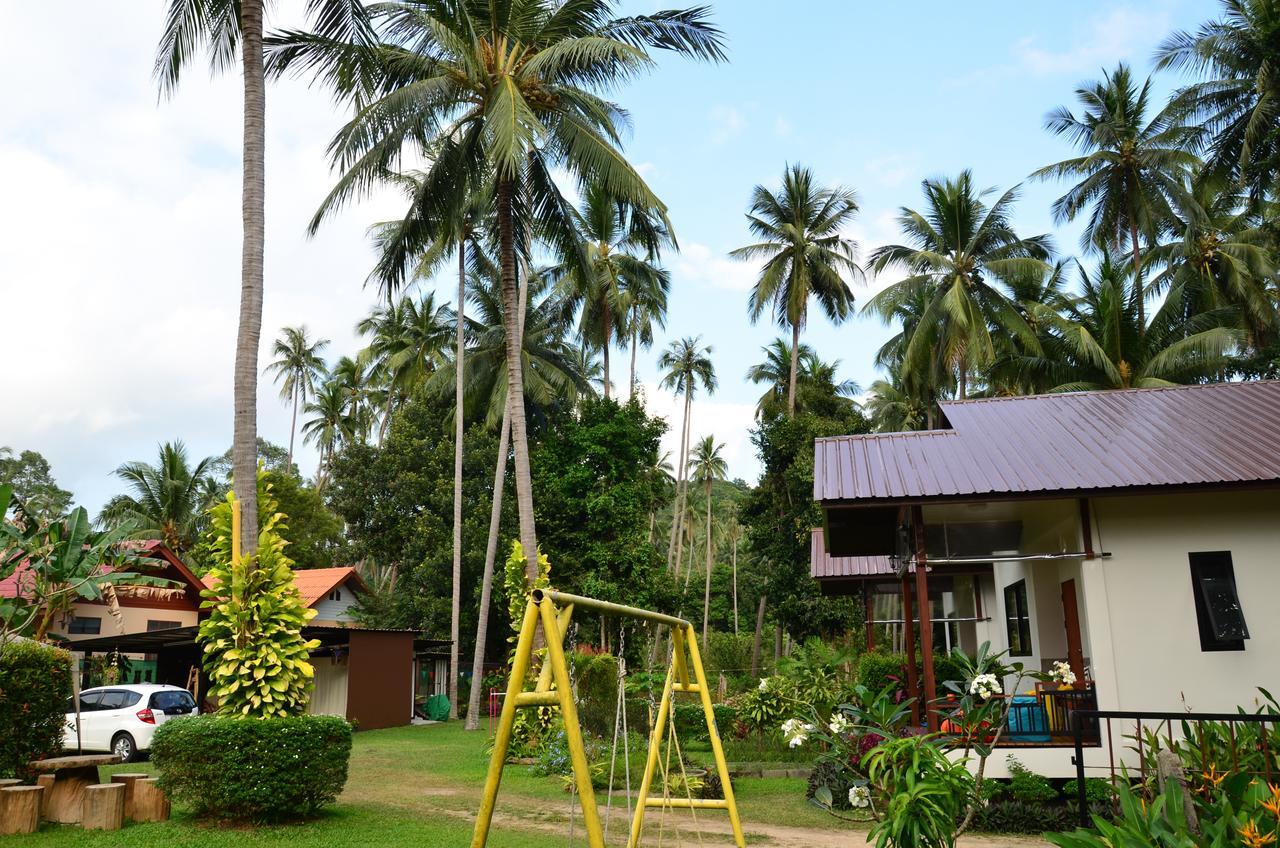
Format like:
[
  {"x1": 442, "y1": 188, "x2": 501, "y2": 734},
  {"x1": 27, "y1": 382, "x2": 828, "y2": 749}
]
[{"x1": 1070, "y1": 709, "x2": 1280, "y2": 827}]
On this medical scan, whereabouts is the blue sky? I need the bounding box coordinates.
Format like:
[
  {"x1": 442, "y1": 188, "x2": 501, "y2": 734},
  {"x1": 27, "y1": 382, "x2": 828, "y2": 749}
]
[{"x1": 0, "y1": 0, "x2": 1213, "y2": 512}]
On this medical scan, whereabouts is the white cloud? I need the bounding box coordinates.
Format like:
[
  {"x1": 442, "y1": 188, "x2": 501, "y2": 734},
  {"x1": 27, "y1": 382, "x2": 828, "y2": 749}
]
[
  {"x1": 671, "y1": 242, "x2": 758, "y2": 293},
  {"x1": 1013, "y1": 8, "x2": 1171, "y2": 77},
  {"x1": 706, "y1": 105, "x2": 747, "y2": 145},
  {"x1": 635, "y1": 382, "x2": 760, "y2": 484},
  {"x1": 863, "y1": 153, "x2": 915, "y2": 189},
  {"x1": 773, "y1": 116, "x2": 793, "y2": 137}
]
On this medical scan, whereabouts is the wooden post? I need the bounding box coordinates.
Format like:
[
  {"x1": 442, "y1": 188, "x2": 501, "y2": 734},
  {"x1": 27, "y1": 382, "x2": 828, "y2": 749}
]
[
  {"x1": 863, "y1": 583, "x2": 875, "y2": 652},
  {"x1": 912, "y1": 505, "x2": 938, "y2": 733},
  {"x1": 0, "y1": 786, "x2": 43, "y2": 835},
  {"x1": 131, "y1": 778, "x2": 170, "y2": 823},
  {"x1": 110, "y1": 772, "x2": 149, "y2": 821},
  {"x1": 901, "y1": 573, "x2": 919, "y2": 727},
  {"x1": 81, "y1": 783, "x2": 125, "y2": 831}
]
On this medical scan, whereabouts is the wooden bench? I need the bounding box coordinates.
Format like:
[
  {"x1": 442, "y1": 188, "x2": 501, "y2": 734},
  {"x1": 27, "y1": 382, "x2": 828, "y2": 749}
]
[{"x1": 26, "y1": 754, "x2": 120, "y2": 824}]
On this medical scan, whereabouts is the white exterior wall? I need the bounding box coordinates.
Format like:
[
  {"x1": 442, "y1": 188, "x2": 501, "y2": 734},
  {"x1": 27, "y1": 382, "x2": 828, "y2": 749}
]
[
  {"x1": 309, "y1": 580, "x2": 360, "y2": 624},
  {"x1": 1091, "y1": 489, "x2": 1280, "y2": 714},
  {"x1": 50, "y1": 602, "x2": 199, "y2": 641}
]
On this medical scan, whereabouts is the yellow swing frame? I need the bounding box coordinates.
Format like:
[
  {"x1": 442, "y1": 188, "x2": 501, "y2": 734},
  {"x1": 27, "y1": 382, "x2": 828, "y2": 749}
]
[{"x1": 471, "y1": 589, "x2": 745, "y2": 848}]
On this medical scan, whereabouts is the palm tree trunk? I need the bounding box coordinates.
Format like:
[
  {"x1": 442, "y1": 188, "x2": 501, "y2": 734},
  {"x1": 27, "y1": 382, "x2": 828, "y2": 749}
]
[
  {"x1": 666, "y1": 390, "x2": 691, "y2": 571},
  {"x1": 731, "y1": 535, "x2": 739, "y2": 636},
  {"x1": 449, "y1": 241, "x2": 466, "y2": 721},
  {"x1": 629, "y1": 327, "x2": 638, "y2": 402},
  {"x1": 958, "y1": 364, "x2": 967, "y2": 401},
  {"x1": 774, "y1": 623, "x2": 783, "y2": 662},
  {"x1": 787, "y1": 320, "x2": 800, "y2": 417},
  {"x1": 669, "y1": 390, "x2": 692, "y2": 572},
  {"x1": 1130, "y1": 221, "x2": 1145, "y2": 331},
  {"x1": 750, "y1": 594, "x2": 767, "y2": 678},
  {"x1": 465, "y1": 392, "x2": 511, "y2": 730},
  {"x1": 497, "y1": 176, "x2": 539, "y2": 585},
  {"x1": 233, "y1": 0, "x2": 265, "y2": 555},
  {"x1": 601, "y1": 310, "x2": 611, "y2": 401},
  {"x1": 286, "y1": 384, "x2": 298, "y2": 469},
  {"x1": 702, "y1": 481, "x2": 713, "y2": 645}
]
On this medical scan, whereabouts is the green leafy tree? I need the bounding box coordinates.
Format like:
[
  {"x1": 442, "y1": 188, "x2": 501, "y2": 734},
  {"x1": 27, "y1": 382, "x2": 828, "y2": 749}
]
[
  {"x1": 1032, "y1": 64, "x2": 1198, "y2": 327},
  {"x1": 1158, "y1": 0, "x2": 1280, "y2": 200},
  {"x1": 198, "y1": 482, "x2": 319, "y2": 718},
  {"x1": 266, "y1": 325, "x2": 330, "y2": 468},
  {"x1": 867, "y1": 171, "x2": 1052, "y2": 401},
  {"x1": 732, "y1": 165, "x2": 863, "y2": 417},
  {"x1": 98, "y1": 441, "x2": 217, "y2": 553},
  {"x1": 0, "y1": 449, "x2": 73, "y2": 520},
  {"x1": 269, "y1": 0, "x2": 725, "y2": 586}
]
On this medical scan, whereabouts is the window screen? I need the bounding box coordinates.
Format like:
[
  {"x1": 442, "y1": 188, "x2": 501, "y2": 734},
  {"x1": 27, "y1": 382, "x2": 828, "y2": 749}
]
[
  {"x1": 1004, "y1": 580, "x2": 1032, "y2": 657},
  {"x1": 1189, "y1": 552, "x2": 1249, "y2": 651}
]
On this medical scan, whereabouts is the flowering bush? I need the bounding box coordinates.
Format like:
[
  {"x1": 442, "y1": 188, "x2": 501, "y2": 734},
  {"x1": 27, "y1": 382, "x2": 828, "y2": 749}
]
[{"x1": 781, "y1": 717, "x2": 815, "y2": 748}]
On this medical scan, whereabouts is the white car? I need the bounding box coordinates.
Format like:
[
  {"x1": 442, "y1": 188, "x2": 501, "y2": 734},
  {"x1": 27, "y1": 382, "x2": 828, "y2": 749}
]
[{"x1": 63, "y1": 684, "x2": 198, "y2": 762}]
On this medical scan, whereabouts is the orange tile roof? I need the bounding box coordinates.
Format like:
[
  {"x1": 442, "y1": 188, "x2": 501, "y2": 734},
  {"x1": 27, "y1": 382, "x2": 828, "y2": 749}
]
[{"x1": 203, "y1": 566, "x2": 367, "y2": 608}]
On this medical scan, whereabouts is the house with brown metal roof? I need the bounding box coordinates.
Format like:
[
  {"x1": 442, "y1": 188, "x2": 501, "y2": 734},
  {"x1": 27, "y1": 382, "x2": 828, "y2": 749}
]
[{"x1": 811, "y1": 380, "x2": 1280, "y2": 777}]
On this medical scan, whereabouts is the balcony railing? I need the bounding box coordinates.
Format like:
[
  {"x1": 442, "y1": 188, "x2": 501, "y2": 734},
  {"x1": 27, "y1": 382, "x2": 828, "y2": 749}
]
[{"x1": 999, "y1": 681, "x2": 1100, "y2": 747}]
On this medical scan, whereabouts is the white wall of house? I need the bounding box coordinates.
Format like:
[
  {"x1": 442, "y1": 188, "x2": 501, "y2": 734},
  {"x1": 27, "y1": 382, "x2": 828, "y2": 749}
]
[
  {"x1": 309, "y1": 581, "x2": 360, "y2": 624},
  {"x1": 1091, "y1": 489, "x2": 1280, "y2": 714},
  {"x1": 51, "y1": 603, "x2": 198, "y2": 641}
]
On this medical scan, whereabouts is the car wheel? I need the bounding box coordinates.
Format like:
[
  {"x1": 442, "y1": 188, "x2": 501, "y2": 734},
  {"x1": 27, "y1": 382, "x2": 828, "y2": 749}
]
[{"x1": 111, "y1": 732, "x2": 137, "y2": 763}]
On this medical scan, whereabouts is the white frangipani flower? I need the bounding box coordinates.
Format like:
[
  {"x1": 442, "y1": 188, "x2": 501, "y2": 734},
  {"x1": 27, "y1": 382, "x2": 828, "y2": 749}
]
[
  {"x1": 968, "y1": 673, "x2": 1002, "y2": 700},
  {"x1": 781, "y1": 718, "x2": 813, "y2": 748},
  {"x1": 828, "y1": 712, "x2": 851, "y2": 735},
  {"x1": 848, "y1": 785, "x2": 871, "y2": 808}
]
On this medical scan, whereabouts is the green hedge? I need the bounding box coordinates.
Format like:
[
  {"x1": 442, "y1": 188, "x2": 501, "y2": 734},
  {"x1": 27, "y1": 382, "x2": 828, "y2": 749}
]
[
  {"x1": 0, "y1": 640, "x2": 72, "y2": 778},
  {"x1": 856, "y1": 652, "x2": 906, "y2": 695},
  {"x1": 672, "y1": 703, "x2": 737, "y2": 741},
  {"x1": 151, "y1": 714, "x2": 352, "y2": 821}
]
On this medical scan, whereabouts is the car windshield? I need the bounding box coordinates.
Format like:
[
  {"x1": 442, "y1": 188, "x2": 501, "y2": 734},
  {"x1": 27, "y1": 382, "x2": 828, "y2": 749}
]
[{"x1": 150, "y1": 691, "x2": 195, "y2": 711}]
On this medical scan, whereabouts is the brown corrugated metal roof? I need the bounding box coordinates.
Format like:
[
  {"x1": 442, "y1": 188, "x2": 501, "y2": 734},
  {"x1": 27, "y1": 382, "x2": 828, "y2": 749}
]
[
  {"x1": 815, "y1": 381, "x2": 1280, "y2": 504},
  {"x1": 809, "y1": 528, "x2": 899, "y2": 578}
]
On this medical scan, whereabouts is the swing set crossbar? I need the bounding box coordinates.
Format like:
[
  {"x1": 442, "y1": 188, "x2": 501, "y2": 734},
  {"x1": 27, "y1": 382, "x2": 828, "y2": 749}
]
[{"x1": 471, "y1": 590, "x2": 746, "y2": 848}]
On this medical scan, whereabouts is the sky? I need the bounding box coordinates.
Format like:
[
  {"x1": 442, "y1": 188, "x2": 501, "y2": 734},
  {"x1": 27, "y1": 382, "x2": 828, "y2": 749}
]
[{"x1": 0, "y1": 0, "x2": 1214, "y2": 513}]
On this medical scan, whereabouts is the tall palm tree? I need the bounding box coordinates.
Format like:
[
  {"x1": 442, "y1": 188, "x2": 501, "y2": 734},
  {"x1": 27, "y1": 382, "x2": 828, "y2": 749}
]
[
  {"x1": 745, "y1": 338, "x2": 860, "y2": 420},
  {"x1": 731, "y1": 165, "x2": 863, "y2": 417},
  {"x1": 658, "y1": 337, "x2": 716, "y2": 576},
  {"x1": 1022, "y1": 256, "x2": 1244, "y2": 391},
  {"x1": 689, "y1": 435, "x2": 727, "y2": 645},
  {"x1": 622, "y1": 266, "x2": 671, "y2": 400},
  {"x1": 331, "y1": 355, "x2": 378, "y2": 444},
  {"x1": 867, "y1": 171, "x2": 1053, "y2": 401},
  {"x1": 357, "y1": 294, "x2": 451, "y2": 441},
  {"x1": 269, "y1": 0, "x2": 725, "y2": 585},
  {"x1": 98, "y1": 441, "x2": 216, "y2": 553},
  {"x1": 301, "y1": 379, "x2": 349, "y2": 491},
  {"x1": 156, "y1": 0, "x2": 370, "y2": 555},
  {"x1": 1157, "y1": 0, "x2": 1280, "y2": 200},
  {"x1": 724, "y1": 514, "x2": 742, "y2": 635},
  {"x1": 1032, "y1": 64, "x2": 1199, "y2": 327},
  {"x1": 265, "y1": 326, "x2": 330, "y2": 468},
  {"x1": 864, "y1": 374, "x2": 929, "y2": 433},
  {"x1": 551, "y1": 186, "x2": 673, "y2": 400}
]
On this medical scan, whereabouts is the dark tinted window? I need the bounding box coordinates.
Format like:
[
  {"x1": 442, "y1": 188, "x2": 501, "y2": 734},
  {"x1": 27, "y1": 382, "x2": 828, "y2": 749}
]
[
  {"x1": 97, "y1": 690, "x2": 141, "y2": 710},
  {"x1": 150, "y1": 691, "x2": 195, "y2": 712},
  {"x1": 68, "y1": 617, "x2": 101, "y2": 635},
  {"x1": 1004, "y1": 580, "x2": 1032, "y2": 657},
  {"x1": 146, "y1": 620, "x2": 182, "y2": 632},
  {"x1": 1189, "y1": 552, "x2": 1249, "y2": 651},
  {"x1": 78, "y1": 692, "x2": 104, "y2": 712}
]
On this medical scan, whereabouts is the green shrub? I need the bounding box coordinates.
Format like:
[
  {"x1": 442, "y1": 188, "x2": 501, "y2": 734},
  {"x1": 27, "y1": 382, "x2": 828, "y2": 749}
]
[
  {"x1": 0, "y1": 639, "x2": 72, "y2": 778},
  {"x1": 931, "y1": 652, "x2": 969, "y2": 688},
  {"x1": 1006, "y1": 756, "x2": 1057, "y2": 803},
  {"x1": 1062, "y1": 777, "x2": 1114, "y2": 805},
  {"x1": 704, "y1": 631, "x2": 754, "y2": 686},
  {"x1": 733, "y1": 678, "x2": 791, "y2": 734},
  {"x1": 151, "y1": 714, "x2": 352, "y2": 821},
  {"x1": 856, "y1": 652, "x2": 906, "y2": 696},
  {"x1": 969, "y1": 799, "x2": 1075, "y2": 834},
  {"x1": 672, "y1": 703, "x2": 737, "y2": 741}
]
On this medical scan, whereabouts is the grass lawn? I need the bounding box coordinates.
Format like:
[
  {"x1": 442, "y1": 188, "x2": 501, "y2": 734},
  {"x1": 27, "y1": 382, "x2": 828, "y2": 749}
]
[{"x1": 2, "y1": 722, "x2": 861, "y2": 847}]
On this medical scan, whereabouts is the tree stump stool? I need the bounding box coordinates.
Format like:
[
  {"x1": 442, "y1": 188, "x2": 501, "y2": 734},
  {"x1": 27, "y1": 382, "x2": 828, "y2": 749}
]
[
  {"x1": 81, "y1": 783, "x2": 125, "y2": 831},
  {"x1": 110, "y1": 773, "x2": 150, "y2": 821},
  {"x1": 131, "y1": 778, "x2": 170, "y2": 823},
  {"x1": 35, "y1": 776, "x2": 55, "y2": 818},
  {"x1": 0, "y1": 779, "x2": 21, "y2": 789},
  {"x1": 0, "y1": 786, "x2": 44, "y2": 835},
  {"x1": 27, "y1": 754, "x2": 119, "y2": 824}
]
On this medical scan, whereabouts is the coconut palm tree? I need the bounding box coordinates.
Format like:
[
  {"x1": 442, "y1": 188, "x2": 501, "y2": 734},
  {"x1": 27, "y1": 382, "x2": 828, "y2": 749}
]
[
  {"x1": 658, "y1": 337, "x2": 716, "y2": 576},
  {"x1": 301, "y1": 380, "x2": 349, "y2": 491},
  {"x1": 867, "y1": 171, "x2": 1053, "y2": 400},
  {"x1": 689, "y1": 435, "x2": 727, "y2": 645},
  {"x1": 1157, "y1": 0, "x2": 1280, "y2": 200},
  {"x1": 98, "y1": 441, "x2": 217, "y2": 553},
  {"x1": 745, "y1": 338, "x2": 860, "y2": 420},
  {"x1": 265, "y1": 326, "x2": 330, "y2": 468},
  {"x1": 1032, "y1": 64, "x2": 1199, "y2": 327},
  {"x1": 731, "y1": 165, "x2": 864, "y2": 417},
  {"x1": 622, "y1": 266, "x2": 671, "y2": 400},
  {"x1": 864, "y1": 374, "x2": 929, "y2": 433},
  {"x1": 1023, "y1": 256, "x2": 1244, "y2": 391},
  {"x1": 269, "y1": 0, "x2": 725, "y2": 585},
  {"x1": 357, "y1": 294, "x2": 452, "y2": 440},
  {"x1": 156, "y1": 0, "x2": 371, "y2": 554},
  {"x1": 724, "y1": 514, "x2": 742, "y2": 635},
  {"x1": 330, "y1": 355, "x2": 378, "y2": 444},
  {"x1": 551, "y1": 186, "x2": 673, "y2": 400}
]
